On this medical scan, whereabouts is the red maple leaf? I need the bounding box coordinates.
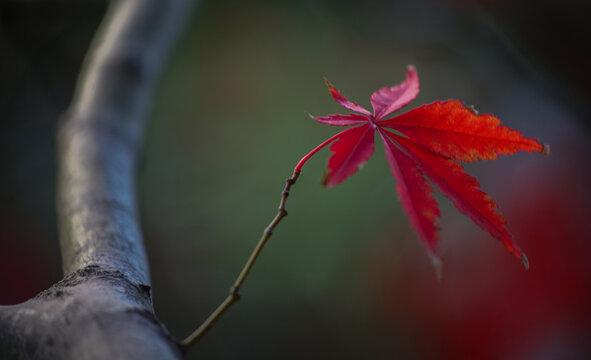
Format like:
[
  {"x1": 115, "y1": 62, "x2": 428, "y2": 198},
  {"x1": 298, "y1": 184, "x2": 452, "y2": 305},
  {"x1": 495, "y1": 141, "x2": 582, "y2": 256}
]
[{"x1": 295, "y1": 66, "x2": 547, "y2": 272}]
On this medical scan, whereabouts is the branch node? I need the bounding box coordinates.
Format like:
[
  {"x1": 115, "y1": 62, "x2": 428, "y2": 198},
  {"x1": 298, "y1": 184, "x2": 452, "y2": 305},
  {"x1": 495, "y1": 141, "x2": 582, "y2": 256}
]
[{"x1": 229, "y1": 286, "x2": 241, "y2": 300}]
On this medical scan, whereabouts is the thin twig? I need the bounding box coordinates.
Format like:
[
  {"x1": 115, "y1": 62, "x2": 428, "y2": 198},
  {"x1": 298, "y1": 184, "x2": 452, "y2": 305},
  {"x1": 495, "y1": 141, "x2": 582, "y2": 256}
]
[{"x1": 181, "y1": 170, "x2": 300, "y2": 349}]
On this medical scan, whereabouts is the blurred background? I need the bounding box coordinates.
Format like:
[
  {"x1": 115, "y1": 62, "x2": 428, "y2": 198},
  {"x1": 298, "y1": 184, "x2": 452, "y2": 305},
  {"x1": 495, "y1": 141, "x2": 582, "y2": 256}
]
[{"x1": 1, "y1": 0, "x2": 590, "y2": 359}]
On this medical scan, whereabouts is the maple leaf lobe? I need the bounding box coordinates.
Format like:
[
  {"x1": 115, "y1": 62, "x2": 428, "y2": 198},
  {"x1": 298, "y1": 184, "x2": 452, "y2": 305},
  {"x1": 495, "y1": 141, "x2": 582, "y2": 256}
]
[
  {"x1": 387, "y1": 132, "x2": 530, "y2": 266},
  {"x1": 323, "y1": 125, "x2": 375, "y2": 188},
  {"x1": 380, "y1": 130, "x2": 440, "y2": 256},
  {"x1": 371, "y1": 66, "x2": 420, "y2": 120},
  {"x1": 383, "y1": 100, "x2": 545, "y2": 162},
  {"x1": 324, "y1": 78, "x2": 371, "y2": 116}
]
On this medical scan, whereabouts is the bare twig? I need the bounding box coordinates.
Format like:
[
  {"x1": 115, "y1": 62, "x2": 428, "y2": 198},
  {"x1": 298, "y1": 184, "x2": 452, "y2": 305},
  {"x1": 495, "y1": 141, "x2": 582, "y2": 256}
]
[
  {"x1": 181, "y1": 170, "x2": 301, "y2": 348},
  {"x1": 181, "y1": 123, "x2": 345, "y2": 350}
]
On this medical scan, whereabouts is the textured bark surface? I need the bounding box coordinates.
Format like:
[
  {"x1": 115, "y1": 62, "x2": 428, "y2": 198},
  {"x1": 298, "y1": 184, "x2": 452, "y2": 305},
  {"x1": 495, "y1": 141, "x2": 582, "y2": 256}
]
[
  {"x1": 0, "y1": 0, "x2": 196, "y2": 358},
  {"x1": 0, "y1": 266, "x2": 181, "y2": 360}
]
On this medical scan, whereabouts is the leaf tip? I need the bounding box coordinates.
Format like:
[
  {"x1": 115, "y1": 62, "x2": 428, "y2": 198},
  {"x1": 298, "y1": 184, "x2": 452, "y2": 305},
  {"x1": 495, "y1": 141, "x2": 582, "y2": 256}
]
[
  {"x1": 428, "y1": 252, "x2": 443, "y2": 281},
  {"x1": 406, "y1": 65, "x2": 418, "y2": 77},
  {"x1": 463, "y1": 104, "x2": 479, "y2": 115},
  {"x1": 520, "y1": 253, "x2": 530, "y2": 270},
  {"x1": 321, "y1": 171, "x2": 331, "y2": 187}
]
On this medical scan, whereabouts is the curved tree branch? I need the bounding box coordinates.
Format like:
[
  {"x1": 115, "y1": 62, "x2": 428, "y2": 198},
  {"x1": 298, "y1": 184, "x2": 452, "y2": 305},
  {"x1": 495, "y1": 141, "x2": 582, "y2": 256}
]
[{"x1": 0, "y1": 0, "x2": 196, "y2": 358}]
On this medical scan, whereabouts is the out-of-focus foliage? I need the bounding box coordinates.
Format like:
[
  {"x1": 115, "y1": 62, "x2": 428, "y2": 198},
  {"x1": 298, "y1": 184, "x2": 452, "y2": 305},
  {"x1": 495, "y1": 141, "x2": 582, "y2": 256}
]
[{"x1": 1, "y1": 0, "x2": 590, "y2": 359}]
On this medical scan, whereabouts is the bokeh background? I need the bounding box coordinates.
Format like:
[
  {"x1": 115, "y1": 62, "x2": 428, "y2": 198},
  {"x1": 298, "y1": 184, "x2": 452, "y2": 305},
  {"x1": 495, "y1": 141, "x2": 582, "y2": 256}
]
[{"x1": 1, "y1": 0, "x2": 590, "y2": 359}]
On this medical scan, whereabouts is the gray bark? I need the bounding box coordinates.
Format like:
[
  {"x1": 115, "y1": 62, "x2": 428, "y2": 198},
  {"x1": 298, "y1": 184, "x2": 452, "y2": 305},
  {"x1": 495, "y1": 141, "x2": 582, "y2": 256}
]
[{"x1": 0, "y1": 0, "x2": 196, "y2": 358}]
